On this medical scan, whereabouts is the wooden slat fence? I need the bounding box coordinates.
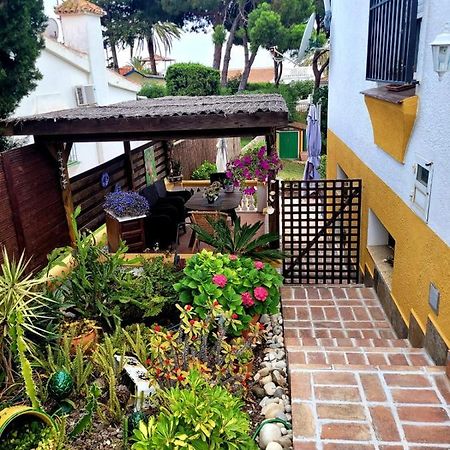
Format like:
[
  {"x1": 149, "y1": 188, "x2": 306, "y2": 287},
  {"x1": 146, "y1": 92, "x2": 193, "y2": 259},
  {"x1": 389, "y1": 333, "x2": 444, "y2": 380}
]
[
  {"x1": 0, "y1": 144, "x2": 70, "y2": 270},
  {"x1": 71, "y1": 141, "x2": 168, "y2": 231}
]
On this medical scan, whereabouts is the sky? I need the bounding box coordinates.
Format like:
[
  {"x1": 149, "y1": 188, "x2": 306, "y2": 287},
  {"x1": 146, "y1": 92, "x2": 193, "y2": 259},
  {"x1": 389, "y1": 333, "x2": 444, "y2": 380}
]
[
  {"x1": 118, "y1": 28, "x2": 275, "y2": 70},
  {"x1": 45, "y1": 0, "x2": 275, "y2": 70}
]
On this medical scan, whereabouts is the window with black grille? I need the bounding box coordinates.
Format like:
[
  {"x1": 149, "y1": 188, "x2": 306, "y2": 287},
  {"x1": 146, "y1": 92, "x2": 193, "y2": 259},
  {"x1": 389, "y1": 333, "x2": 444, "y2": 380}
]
[{"x1": 366, "y1": 0, "x2": 419, "y2": 84}]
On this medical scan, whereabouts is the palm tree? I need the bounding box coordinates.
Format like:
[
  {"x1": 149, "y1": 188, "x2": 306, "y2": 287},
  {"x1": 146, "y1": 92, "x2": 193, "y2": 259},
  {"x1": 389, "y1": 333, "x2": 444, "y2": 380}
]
[{"x1": 145, "y1": 21, "x2": 181, "y2": 74}]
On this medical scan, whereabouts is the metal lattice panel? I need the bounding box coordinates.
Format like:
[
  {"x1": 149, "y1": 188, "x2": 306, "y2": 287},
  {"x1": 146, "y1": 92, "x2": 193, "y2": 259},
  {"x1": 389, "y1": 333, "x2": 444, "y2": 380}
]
[{"x1": 281, "y1": 179, "x2": 362, "y2": 285}]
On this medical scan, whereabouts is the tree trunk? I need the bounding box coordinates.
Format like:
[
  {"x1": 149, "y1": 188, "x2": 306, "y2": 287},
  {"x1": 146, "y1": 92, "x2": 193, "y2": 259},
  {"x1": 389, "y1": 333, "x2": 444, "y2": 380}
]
[
  {"x1": 312, "y1": 49, "x2": 329, "y2": 89},
  {"x1": 221, "y1": 14, "x2": 240, "y2": 86},
  {"x1": 110, "y1": 41, "x2": 119, "y2": 71},
  {"x1": 147, "y1": 31, "x2": 157, "y2": 75},
  {"x1": 213, "y1": 43, "x2": 223, "y2": 70},
  {"x1": 238, "y1": 30, "x2": 258, "y2": 91}
]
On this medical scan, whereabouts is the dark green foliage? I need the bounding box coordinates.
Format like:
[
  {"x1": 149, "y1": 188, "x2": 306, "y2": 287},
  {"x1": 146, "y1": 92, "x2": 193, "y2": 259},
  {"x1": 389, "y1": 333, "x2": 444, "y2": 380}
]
[
  {"x1": 191, "y1": 160, "x2": 217, "y2": 180},
  {"x1": 69, "y1": 384, "x2": 101, "y2": 438},
  {"x1": 113, "y1": 256, "x2": 182, "y2": 323},
  {"x1": 166, "y1": 63, "x2": 220, "y2": 96},
  {"x1": 190, "y1": 216, "x2": 285, "y2": 262},
  {"x1": 243, "y1": 80, "x2": 314, "y2": 121},
  {"x1": 138, "y1": 83, "x2": 167, "y2": 98},
  {"x1": 128, "y1": 411, "x2": 147, "y2": 432},
  {"x1": 318, "y1": 155, "x2": 327, "y2": 179},
  {"x1": 0, "y1": 0, "x2": 46, "y2": 119},
  {"x1": 3, "y1": 420, "x2": 54, "y2": 450}
]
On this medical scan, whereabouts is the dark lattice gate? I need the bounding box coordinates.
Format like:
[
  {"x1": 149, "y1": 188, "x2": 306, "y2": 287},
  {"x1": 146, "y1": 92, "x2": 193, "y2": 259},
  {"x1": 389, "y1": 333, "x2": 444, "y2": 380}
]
[{"x1": 281, "y1": 179, "x2": 362, "y2": 284}]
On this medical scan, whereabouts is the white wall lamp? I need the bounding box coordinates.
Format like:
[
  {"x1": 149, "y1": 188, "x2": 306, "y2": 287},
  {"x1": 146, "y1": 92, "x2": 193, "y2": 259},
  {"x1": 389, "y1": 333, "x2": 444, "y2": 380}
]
[{"x1": 431, "y1": 23, "x2": 450, "y2": 80}]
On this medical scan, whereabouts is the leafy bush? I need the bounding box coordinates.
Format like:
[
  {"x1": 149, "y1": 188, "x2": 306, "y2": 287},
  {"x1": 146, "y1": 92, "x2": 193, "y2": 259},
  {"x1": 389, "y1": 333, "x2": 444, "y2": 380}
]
[
  {"x1": 139, "y1": 302, "x2": 261, "y2": 392},
  {"x1": 319, "y1": 155, "x2": 327, "y2": 179},
  {"x1": 242, "y1": 80, "x2": 314, "y2": 121},
  {"x1": 131, "y1": 371, "x2": 258, "y2": 450},
  {"x1": 113, "y1": 257, "x2": 182, "y2": 323},
  {"x1": 138, "y1": 83, "x2": 167, "y2": 99},
  {"x1": 190, "y1": 216, "x2": 284, "y2": 262},
  {"x1": 191, "y1": 160, "x2": 217, "y2": 180},
  {"x1": 174, "y1": 250, "x2": 283, "y2": 334},
  {"x1": 166, "y1": 63, "x2": 220, "y2": 96}
]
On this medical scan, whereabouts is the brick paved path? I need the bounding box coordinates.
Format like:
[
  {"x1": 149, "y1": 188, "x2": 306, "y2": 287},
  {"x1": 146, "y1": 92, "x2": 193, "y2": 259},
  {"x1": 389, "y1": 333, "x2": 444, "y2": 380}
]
[{"x1": 282, "y1": 285, "x2": 450, "y2": 450}]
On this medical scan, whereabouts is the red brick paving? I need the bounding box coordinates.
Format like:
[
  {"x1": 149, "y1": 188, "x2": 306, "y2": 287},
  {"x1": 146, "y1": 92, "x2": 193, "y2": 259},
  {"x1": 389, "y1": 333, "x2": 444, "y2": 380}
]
[{"x1": 283, "y1": 286, "x2": 450, "y2": 449}]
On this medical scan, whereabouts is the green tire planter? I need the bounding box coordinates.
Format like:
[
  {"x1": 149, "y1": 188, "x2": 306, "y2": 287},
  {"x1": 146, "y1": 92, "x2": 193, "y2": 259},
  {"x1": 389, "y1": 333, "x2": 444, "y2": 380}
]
[{"x1": 0, "y1": 406, "x2": 56, "y2": 439}]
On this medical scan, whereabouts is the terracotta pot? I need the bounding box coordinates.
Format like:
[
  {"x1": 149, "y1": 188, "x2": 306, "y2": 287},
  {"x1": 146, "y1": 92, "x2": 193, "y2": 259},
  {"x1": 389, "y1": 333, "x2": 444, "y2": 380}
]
[{"x1": 70, "y1": 328, "x2": 98, "y2": 354}]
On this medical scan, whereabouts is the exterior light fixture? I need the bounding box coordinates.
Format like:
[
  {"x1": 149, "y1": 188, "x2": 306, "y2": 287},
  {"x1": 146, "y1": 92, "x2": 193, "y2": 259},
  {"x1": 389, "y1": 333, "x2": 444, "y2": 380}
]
[{"x1": 431, "y1": 23, "x2": 450, "y2": 80}]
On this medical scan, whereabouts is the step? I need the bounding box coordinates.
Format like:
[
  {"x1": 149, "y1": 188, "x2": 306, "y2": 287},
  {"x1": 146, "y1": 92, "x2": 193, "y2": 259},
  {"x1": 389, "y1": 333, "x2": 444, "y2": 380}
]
[
  {"x1": 289, "y1": 366, "x2": 450, "y2": 449},
  {"x1": 287, "y1": 347, "x2": 435, "y2": 368}
]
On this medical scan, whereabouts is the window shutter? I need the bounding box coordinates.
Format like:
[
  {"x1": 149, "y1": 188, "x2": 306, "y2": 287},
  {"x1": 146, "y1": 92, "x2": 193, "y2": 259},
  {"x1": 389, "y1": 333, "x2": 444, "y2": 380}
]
[{"x1": 366, "y1": 0, "x2": 419, "y2": 83}]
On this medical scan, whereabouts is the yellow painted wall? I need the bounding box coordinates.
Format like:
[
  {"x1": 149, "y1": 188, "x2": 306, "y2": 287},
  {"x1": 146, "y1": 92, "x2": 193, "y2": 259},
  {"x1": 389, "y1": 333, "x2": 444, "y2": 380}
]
[{"x1": 327, "y1": 130, "x2": 450, "y2": 345}]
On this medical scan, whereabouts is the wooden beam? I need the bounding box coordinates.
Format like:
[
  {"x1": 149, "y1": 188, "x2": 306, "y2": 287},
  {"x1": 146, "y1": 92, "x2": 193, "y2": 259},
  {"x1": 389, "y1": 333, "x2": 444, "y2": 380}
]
[
  {"x1": 32, "y1": 126, "x2": 282, "y2": 144},
  {"x1": 43, "y1": 141, "x2": 76, "y2": 244},
  {"x1": 1, "y1": 111, "x2": 288, "y2": 138},
  {"x1": 265, "y1": 130, "x2": 280, "y2": 248}
]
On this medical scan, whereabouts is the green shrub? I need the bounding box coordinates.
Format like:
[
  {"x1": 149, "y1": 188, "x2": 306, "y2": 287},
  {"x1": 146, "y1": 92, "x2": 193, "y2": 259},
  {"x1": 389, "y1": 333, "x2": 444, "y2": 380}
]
[
  {"x1": 138, "y1": 83, "x2": 166, "y2": 99},
  {"x1": 174, "y1": 250, "x2": 283, "y2": 334},
  {"x1": 166, "y1": 63, "x2": 220, "y2": 96},
  {"x1": 319, "y1": 155, "x2": 327, "y2": 179},
  {"x1": 131, "y1": 371, "x2": 257, "y2": 450},
  {"x1": 242, "y1": 80, "x2": 314, "y2": 121},
  {"x1": 191, "y1": 160, "x2": 217, "y2": 180}
]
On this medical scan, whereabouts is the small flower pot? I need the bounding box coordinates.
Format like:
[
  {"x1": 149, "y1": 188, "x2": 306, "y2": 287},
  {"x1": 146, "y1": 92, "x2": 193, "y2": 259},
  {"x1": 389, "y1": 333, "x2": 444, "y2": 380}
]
[
  {"x1": 70, "y1": 328, "x2": 98, "y2": 354},
  {"x1": 168, "y1": 175, "x2": 183, "y2": 183},
  {"x1": 224, "y1": 184, "x2": 234, "y2": 193},
  {"x1": 206, "y1": 195, "x2": 218, "y2": 204}
]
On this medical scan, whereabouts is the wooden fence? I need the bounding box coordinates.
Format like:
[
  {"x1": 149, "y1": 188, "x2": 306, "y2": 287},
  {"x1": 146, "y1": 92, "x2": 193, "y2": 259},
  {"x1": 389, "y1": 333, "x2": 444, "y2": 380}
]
[
  {"x1": 0, "y1": 144, "x2": 70, "y2": 270},
  {"x1": 173, "y1": 137, "x2": 241, "y2": 178},
  {"x1": 71, "y1": 141, "x2": 167, "y2": 231}
]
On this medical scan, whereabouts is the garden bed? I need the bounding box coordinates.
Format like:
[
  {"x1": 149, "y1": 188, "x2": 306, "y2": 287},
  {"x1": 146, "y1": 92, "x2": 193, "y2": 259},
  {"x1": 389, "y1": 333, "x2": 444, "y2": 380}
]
[{"x1": 0, "y1": 208, "x2": 291, "y2": 450}]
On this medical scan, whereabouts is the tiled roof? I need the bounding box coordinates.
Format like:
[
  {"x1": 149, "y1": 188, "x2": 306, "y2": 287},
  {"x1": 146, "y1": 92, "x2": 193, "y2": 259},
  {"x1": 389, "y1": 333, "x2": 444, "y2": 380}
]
[
  {"x1": 55, "y1": 0, "x2": 105, "y2": 16},
  {"x1": 228, "y1": 68, "x2": 274, "y2": 83}
]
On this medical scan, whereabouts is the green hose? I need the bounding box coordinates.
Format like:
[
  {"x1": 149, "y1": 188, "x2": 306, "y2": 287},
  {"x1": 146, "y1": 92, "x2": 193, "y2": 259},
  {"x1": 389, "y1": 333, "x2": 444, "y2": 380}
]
[{"x1": 252, "y1": 418, "x2": 292, "y2": 441}]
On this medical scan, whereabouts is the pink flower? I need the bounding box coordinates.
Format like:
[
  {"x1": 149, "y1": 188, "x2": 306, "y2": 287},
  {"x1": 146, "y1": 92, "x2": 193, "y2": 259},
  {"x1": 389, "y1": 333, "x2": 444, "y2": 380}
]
[
  {"x1": 212, "y1": 274, "x2": 227, "y2": 288},
  {"x1": 254, "y1": 261, "x2": 264, "y2": 270},
  {"x1": 243, "y1": 186, "x2": 256, "y2": 195},
  {"x1": 229, "y1": 254, "x2": 238, "y2": 261},
  {"x1": 254, "y1": 286, "x2": 268, "y2": 302},
  {"x1": 241, "y1": 292, "x2": 255, "y2": 308}
]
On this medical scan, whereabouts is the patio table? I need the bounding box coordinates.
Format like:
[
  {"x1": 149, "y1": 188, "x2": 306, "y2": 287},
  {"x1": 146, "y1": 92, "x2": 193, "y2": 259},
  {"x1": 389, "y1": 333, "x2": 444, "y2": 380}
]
[{"x1": 185, "y1": 189, "x2": 242, "y2": 220}]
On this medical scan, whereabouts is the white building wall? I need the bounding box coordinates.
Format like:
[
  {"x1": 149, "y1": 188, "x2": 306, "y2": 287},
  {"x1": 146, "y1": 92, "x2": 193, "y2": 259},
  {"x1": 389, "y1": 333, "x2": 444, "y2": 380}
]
[{"x1": 328, "y1": 0, "x2": 450, "y2": 246}]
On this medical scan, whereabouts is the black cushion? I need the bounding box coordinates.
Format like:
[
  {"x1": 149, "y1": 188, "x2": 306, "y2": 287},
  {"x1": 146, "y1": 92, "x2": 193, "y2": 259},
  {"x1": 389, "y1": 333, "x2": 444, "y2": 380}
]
[
  {"x1": 154, "y1": 179, "x2": 167, "y2": 198},
  {"x1": 140, "y1": 185, "x2": 159, "y2": 208}
]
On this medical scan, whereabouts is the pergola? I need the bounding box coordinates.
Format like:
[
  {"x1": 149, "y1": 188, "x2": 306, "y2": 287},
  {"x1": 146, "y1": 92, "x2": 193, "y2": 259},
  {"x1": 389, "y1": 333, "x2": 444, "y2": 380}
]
[{"x1": 1, "y1": 94, "x2": 288, "y2": 244}]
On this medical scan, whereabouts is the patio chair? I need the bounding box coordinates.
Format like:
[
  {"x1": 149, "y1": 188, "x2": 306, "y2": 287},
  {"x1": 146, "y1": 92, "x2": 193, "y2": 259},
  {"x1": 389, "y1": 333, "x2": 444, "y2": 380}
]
[{"x1": 189, "y1": 210, "x2": 231, "y2": 252}]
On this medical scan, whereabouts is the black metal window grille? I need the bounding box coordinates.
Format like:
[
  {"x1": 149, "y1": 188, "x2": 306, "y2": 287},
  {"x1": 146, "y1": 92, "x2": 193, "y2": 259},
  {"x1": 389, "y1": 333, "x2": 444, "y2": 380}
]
[{"x1": 366, "y1": 0, "x2": 419, "y2": 84}]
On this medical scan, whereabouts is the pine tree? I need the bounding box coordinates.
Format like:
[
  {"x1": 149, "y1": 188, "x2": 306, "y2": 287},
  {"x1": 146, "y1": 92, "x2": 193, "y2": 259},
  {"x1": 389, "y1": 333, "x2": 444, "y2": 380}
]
[{"x1": 0, "y1": 0, "x2": 46, "y2": 119}]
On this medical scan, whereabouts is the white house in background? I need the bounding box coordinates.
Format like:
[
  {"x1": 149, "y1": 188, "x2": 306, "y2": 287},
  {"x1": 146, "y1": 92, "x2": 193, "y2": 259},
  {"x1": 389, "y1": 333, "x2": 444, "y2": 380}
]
[{"x1": 13, "y1": 0, "x2": 140, "y2": 176}]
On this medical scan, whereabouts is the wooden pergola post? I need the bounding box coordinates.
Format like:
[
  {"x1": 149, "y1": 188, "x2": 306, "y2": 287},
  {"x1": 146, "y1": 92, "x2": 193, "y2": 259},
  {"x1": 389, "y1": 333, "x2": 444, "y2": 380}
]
[
  {"x1": 43, "y1": 141, "x2": 76, "y2": 244},
  {"x1": 123, "y1": 141, "x2": 135, "y2": 190},
  {"x1": 265, "y1": 130, "x2": 280, "y2": 248}
]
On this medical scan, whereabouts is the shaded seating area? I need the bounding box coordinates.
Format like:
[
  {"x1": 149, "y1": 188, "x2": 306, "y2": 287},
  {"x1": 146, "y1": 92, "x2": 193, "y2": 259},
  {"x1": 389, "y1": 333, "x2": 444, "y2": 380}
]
[{"x1": 0, "y1": 94, "x2": 288, "y2": 257}]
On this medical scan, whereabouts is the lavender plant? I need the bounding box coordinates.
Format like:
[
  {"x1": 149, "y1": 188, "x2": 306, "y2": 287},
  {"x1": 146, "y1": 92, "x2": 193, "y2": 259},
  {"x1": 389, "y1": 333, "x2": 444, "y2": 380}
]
[{"x1": 104, "y1": 191, "x2": 149, "y2": 218}]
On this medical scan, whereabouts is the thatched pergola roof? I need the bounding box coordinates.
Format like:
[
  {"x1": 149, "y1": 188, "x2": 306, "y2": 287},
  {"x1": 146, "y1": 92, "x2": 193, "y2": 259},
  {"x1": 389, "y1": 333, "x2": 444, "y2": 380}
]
[{"x1": 1, "y1": 94, "x2": 288, "y2": 142}]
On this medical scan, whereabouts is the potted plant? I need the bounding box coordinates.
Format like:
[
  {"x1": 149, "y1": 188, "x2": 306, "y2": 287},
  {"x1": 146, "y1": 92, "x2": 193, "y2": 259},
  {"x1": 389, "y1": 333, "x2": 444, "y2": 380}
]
[
  {"x1": 203, "y1": 181, "x2": 221, "y2": 203},
  {"x1": 223, "y1": 178, "x2": 234, "y2": 193},
  {"x1": 104, "y1": 191, "x2": 149, "y2": 220},
  {"x1": 168, "y1": 159, "x2": 183, "y2": 183},
  {"x1": 226, "y1": 146, "x2": 282, "y2": 211},
  {"x1": 61, "y1": 319, "x2": 99, "y2": 354}
]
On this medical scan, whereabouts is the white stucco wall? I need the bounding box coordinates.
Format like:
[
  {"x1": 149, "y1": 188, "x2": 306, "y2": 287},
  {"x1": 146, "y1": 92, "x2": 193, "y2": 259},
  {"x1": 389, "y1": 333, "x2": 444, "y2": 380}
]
[
  {"x1": 13, "y1": 0, "x2": 140, "y2": 176},
  {"x1": 328, "y1": 0, "x2": 450, "y2": 246}
]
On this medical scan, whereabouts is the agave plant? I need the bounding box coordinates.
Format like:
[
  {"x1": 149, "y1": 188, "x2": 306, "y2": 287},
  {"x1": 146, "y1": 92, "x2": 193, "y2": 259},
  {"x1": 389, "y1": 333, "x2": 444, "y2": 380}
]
[
  {"x1": 0, "y1": 248, "x2": 55, "y2": 384},
  {"x1": 190, "y1": 217, "x2": 285, "y2": 262}
]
